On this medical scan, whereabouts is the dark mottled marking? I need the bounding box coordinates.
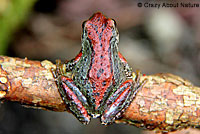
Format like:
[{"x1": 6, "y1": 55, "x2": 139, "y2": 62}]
[
  {"x1": 97, "y1": 68, "x2": 104, "y2": 78},
  {"x1": 100, "y1": 68, "x2": 104, "y2": 73},
  {"x1": 94, "y1": 92, "x2": 100, "y2": 96},
  {"x1": 91, "y1": 82, "x2": 96, "y2": 87},
  {"x1": 102, "y1": 81, "x2": 107, "y2": 86},
  {"x1": 97, "y1": 72, "x2": 101, "y2": 78},
  {"x1": 99, "y1": 27, "x2": 105, "y2": 40},
  {"x1": 105, "y1": 21, "x2": 107, "y2": 27},
  {"x1": 94, "y1": 25, "x2": 98, "y2": 32}
]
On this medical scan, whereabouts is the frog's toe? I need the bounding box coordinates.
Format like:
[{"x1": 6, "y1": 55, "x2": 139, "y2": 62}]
[
  {"x1": 100, "y1": 116, "x2": 113, "y2": 125},
  {"x1": 78, "y1": 116, "x2": 91, "y2": 125}
]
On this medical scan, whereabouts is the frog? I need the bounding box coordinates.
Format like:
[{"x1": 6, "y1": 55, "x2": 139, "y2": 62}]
[{"x1": 53, "y1": 12, "x2": 145, "y2": 125}]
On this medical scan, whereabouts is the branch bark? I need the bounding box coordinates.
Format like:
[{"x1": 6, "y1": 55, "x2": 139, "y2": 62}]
[{"x1": 0, "y1": 56, "x2": 200, "y2": 133}]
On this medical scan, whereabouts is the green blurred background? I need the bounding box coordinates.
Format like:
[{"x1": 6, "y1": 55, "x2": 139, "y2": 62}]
[
  {"x1": 0, "y1": 0, "x2": 36, "y2": 55},
  {"x1": 0, "y1": 0, "x2": 200, "y2": 134}
]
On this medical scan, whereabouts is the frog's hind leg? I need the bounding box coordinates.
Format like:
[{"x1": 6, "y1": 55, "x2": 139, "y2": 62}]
[
  {"x1": 101, "y1": 72, "x2": 145, "y2": 125},
  {"x1": 58, "y1": 76, "x2": 91, "y2": 125}
]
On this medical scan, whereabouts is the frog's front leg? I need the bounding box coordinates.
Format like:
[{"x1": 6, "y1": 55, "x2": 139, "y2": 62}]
[
  {"x1": 58, "y1": 76, "x2": 91, "y2": 124},
  {"x1": 101, "y1": 72, "x2": 145, "y2": 125},
  {"x1": 64, "y1": 50, "x2": 82, "y2": 72},
  {"x1": 118, "y1": 52, "x2": 132, "y2": 77}
]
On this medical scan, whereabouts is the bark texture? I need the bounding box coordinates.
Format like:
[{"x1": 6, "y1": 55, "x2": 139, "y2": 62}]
[{"x1": 0, "y1": 56, "x2": 65, "y2": 111}]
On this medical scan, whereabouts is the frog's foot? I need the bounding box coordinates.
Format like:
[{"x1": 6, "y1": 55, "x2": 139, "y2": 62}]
[
  {"x1": 101, "y1": 72, "x2": 146, "y2": 125},
  {"x1": 58, "y1": 76, "x2": 91, "y2": 125}
]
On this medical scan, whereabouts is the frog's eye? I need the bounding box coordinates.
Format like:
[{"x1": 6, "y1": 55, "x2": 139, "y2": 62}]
[
  {"x1": 82, "y1": 20, "x2": 87, "y2": 29},
  {"x1": 111, "y1": 19, "x2": 117, "y2": 27}
]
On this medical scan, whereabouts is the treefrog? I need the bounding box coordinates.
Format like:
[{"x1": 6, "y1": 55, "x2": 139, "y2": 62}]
[{"x1": 53, "y1": 12, "x2": 145, "y2": 125}]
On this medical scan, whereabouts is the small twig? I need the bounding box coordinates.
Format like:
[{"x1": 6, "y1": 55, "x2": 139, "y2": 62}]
[{"x1": 0, "y1": 56, "x2": 200, "y2": 133}]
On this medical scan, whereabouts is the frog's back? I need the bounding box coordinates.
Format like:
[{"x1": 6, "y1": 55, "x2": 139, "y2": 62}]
[
  {"x1": 85, "y1": 13, "x2": 114, "y2": 110},
  {"x1": 73, "y1": 13, "x2": 127, "y2": 113}
]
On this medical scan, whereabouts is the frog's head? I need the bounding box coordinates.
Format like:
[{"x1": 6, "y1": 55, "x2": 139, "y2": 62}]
[{"x1": 81, "y1": 12, "x2": 119, "y2": 50}]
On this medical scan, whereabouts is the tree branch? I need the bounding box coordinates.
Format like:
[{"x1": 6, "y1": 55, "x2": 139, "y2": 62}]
[
  {"x1": 0, "y1": 56, "x2": 65, "y2": 111},
  {"x1": 0, "y1": 56, "x2": 200, "y2": 133},
  {"x1": 117, "y1": 73, "x2": 200, "y2": 133}
]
